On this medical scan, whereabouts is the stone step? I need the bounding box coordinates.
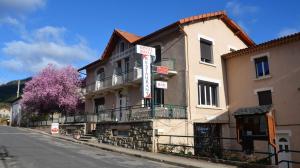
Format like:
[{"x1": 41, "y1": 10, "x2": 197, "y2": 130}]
[
  {"x1": 80, "y1": 136, "x2": 93, "y2": 139},
  {"x1": 78, "y1": 137, "x2": 98, "y2": 143}
]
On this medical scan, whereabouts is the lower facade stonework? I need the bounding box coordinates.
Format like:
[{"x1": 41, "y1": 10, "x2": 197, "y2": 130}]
[{"x1": 96, "y1": 121, "x2": 154, "y2": 152}]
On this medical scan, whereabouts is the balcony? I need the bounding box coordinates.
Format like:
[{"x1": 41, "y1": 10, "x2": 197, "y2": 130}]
[
  {"x1": 86, "y1": 67, "x2": 142, "y2": 94},
  {"x1": 96, "y1": 104, "x2": 187, "y2": 122},
  {"x1": 28, "y1": 105, "x2": 187, "y2": 127},
  {"x1": 29, "y1": 104, "x2": 187, "y2": 126},
  {"x1": 153, "y1": 58, "x2": 176, "y2": 72},
  {"x1": 78, "y1": 104, "x2": 187, "y2": 122},
  {"x1": 85, "y1": 58, "x2": 176, "y2": 95}
]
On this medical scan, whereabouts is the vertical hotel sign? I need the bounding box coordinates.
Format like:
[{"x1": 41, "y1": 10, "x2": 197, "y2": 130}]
[{"x1": 136, "y1": 45, "x2": 156, "y2": 99}]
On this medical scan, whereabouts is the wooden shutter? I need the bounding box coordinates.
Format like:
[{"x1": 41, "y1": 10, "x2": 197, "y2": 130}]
[
  {"x1": 267, "y1": 114, "x2": 276, "y2": 148},
  {"x1": 258, "y1": 90, "x2": 272, "y2": 105}
]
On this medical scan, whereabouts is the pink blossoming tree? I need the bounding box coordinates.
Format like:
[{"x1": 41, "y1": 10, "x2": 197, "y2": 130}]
[{"x1": 21, "y1": 64, "x2": 83, "y2": 115}]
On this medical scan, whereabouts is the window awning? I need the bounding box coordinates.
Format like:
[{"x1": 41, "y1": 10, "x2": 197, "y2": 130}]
[{"x1": 233, "y1": 105, "x2": 272, "y2": 116}]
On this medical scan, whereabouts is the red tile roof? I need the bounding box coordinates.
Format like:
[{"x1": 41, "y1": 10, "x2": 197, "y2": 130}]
[
  {"x1": 79, "y1": 11, "x2": 255, "y2": 71},
  {"x1": 134, "y1": 11, "x2": 255, "y2": 47},
  {"x1": 223, "y1": 32, "x2": 300, "y2": 59},
  {"x1": 115, "y1": 29, "x2": 142, "y2": 43}
]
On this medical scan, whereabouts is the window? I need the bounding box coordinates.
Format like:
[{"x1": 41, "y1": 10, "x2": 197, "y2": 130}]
[
  {"x1": 115, "y1": 60, "x2": 122, "y2": 75},
  {"x1": 143, "y1": 98, "x2": 151, "y2": 107},
  {"x1": 198, "y1": 81, "x2": 218, "y2": 107},
  {"x1": 153, "y1": 45, "x2": 161, "y2": 63},
  {"x1": 254, "y1": 56, "x2": 270, "y2": 77},
  {"x1": 124, "y1": 57, "x2": 130, "y2": 81},
  {"x1": 257, "y1": 90, "x2": 272, "y2": 105},
  {"x1": 96, "y1": 68, "x2": 105, "y2": 90},
  {"x1": 120, "y1": 42, "x2": 125, "y2": 52},
  {"x1": 95, "y1": 97, "x2": 105, "y2": 114},
  {"x1": 96, "y1": 68, "x2": 105, "y2": 81},
  {"x1": 154, "y1": 88, "x2": 164, "y2": 105},
  {"x1": 237, "y1": 115, "x2": 267, "y2": 137},
  {"x1": 124, "y1": 57, "x2": 129, "y2": 72},
  {"x1": 200, "y1": 38, "x2": 213, "y2": 63}
]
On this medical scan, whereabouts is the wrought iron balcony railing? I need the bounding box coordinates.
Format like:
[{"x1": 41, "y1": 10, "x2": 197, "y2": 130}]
[
  {"x1": 85, "y1": 58, "x2": 176, "y2": 94},
  {"x1": 28, "y1": 104, "x2": 187, "y2": 126},
  {"x1": 153, "y1": 58, "x2": 176, "y2": 71},
  {"x1": 86, "y1": 67, "x2": 142, "y2": 94},
  {"x1": 96, "y1": 104, "x2": 187, "y2": 122}
]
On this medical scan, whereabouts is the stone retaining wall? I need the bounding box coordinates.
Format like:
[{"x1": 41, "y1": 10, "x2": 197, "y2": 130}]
[
  {"x1": 96, "y1": 121, "x2": 153, "y2": 152},
  {"x1": 59, "y1": 123, "x2": 86, "y2": 135}
]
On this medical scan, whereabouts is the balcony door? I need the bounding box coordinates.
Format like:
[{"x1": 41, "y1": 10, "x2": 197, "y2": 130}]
[
  {"x1": 95, "y1": 98, "x2": 105, "y2": 113},
  {"x1": 116, "y1": 91, "x2": 128, "y2": 122},
  {"x1": 124, "y1": 57, "x2": 130, "y2": 82},
  {"x1": 113, "y1": 60, "x2": 123, "y2": 85},
  {"x1": 96, "y1": 68, "x2": 105, "y2": 90}
]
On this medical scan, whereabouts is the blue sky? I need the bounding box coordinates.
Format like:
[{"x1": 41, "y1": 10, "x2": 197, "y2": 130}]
[{"x1": 0, "y1": 0, "x2": 299, "y2": 83}]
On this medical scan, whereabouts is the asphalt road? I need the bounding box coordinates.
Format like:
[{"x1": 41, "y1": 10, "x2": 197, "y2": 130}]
[{"x1": 0, "y1": 126, "x2": 180, "y2": 168}]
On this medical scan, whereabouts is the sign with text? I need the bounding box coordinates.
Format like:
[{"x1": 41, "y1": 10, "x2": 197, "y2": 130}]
[
  {"x1": 142, "y1": 54, "x2": 151, "y2": 98},
  {"x1": 156, "y1": 81, "x2": 168, "y2": 89},
  {"x1": 51, "y1": 123, "x2": 59, "y2": 134},
  {"x1": 137, "y1": 45, "x2": 156, "y2": 99},
  {"x1": 136, "y1": 45, "x2": 156, "y2": 56},
  {"x1": 156, "y1": 66, "x2": 169, "y2": 75}
]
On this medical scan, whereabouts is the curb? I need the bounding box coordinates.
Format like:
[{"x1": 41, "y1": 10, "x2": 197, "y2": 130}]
[
  {"x1": 18, "y1": 127, "x2": 204, "y2": 168},
  {"x1": 18, "y1": 127, "x2": 245, "y2": 168}
]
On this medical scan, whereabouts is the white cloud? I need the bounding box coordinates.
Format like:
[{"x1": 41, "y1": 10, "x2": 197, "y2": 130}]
[
  {"x1": 1, "y1": 26, "x2": 96, "y2": 73},
  {"x1": 278, "y1": 28, "x2": 298, "y2": 37},
  {"x1": 0, "y1": 0, "x2": 46, "y2": 27},
  {"x1": 226, "y1": 1, "x2": 258, "y2": 17},
  {"x1": 225, "y1": 1, "x2": 259, "y2": 34},
  {"x1": 0, "y1": 16, "x2": 21, "y2": 26},
  {"x1": 0, "y1": 0, "x2": 45, "y2": 15}
]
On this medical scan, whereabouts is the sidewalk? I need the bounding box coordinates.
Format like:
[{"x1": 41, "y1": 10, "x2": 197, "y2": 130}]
[{"x1": 18, "y1": 127, "x2": 257, "y2": 168}]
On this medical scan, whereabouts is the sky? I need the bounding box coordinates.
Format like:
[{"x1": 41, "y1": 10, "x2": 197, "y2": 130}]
[{"x1": 0, "y1": 0, "x2": 299, "y2": 84}]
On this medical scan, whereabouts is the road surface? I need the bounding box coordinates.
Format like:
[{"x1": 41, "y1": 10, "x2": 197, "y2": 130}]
[{"x1": 0, "y1": 126, "x2": 180, "y2": 168}]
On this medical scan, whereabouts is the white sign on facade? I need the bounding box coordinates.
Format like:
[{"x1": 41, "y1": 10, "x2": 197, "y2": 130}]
[
  {"x1": 136, "y1": 45, "x2": 156, "y2": 56},
  {"x1": 156, "y1": 81, "x2": 168, "y2": 89},
  {"x1": 136, "y1": 45, "x2": 156, "y2": 99},
  {"x1": 142, "y1": 54, "x2": 152, "y2": 98},
  {"x1": 51, "y1": 123, "x2": 59, "y2": 134}
]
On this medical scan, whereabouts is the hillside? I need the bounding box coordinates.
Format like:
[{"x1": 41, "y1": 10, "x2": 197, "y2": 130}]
[{"x1": 0, "y1": 78, "x2": 31, "y2": 103}]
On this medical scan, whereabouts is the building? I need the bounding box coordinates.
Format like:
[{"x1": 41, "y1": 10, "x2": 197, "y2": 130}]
[
  {"x1": 223, "y1": 32, "x2": 300, "y2": 166},
  {"x1": 11, "y1": 97, "x2": 22, "y2": 126},
  {"x1": 79, "y1": 11, "x2": 254, "y2": 152}
]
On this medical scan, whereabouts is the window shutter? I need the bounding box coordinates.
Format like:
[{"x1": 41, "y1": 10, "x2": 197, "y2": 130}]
[
  {"x1": 267, "y1": 114, "x2": 276, "y2": 148},
  {"x1": 258, "y1": 90, "x2": 272, "y2": 105},
  {"x1": 200, "y1": 39, "x2": 212, "y2": 61}
]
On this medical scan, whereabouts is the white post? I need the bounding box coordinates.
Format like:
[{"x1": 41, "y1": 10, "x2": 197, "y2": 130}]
[{"x1": 17, "y1": 80, "x2": 20, "y2": 98}]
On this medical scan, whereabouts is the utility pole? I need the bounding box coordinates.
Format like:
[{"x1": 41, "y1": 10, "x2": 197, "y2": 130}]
[{"x1": 17, "y1": 80, "x2": 20, "y2": 98}]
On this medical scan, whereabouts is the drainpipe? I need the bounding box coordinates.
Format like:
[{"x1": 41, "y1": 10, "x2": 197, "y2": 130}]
[{"x1": 178, "y1": 24, "x2": 191, "y2": 144}]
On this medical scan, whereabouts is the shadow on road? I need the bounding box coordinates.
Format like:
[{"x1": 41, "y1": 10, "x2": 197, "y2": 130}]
[{"x1": 0, "y1": 145, "x2": 11, "y2": 168}]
